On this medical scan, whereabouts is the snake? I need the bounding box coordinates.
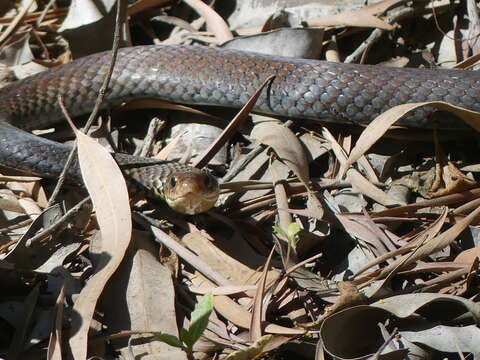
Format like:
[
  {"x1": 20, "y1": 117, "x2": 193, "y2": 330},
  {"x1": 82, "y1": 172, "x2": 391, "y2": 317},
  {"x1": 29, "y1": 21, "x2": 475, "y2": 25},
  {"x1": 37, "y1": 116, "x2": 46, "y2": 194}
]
[{"x1": 0, "y1": 45, "x2": 479, "y2": 213}]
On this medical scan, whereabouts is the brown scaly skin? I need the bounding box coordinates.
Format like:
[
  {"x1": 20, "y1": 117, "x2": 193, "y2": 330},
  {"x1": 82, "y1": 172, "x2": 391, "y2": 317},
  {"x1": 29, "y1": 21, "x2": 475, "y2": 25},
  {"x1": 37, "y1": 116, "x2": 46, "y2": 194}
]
[{"x1": 1, "y1": 45, "x2": 479, "y2": 130}]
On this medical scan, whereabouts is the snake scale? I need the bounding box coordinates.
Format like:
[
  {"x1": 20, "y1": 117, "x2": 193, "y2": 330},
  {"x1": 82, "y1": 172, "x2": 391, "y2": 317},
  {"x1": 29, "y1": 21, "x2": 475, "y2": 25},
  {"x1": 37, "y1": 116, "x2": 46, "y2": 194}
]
[{"x1": 0, "y1": 45, "x2": 479, "y2": 213}]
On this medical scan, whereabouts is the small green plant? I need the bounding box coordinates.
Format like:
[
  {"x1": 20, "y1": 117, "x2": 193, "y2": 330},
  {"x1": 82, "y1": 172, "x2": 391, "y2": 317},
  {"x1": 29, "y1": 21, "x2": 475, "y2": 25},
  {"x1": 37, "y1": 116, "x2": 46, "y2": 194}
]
[
  {"x1": 155, "y1": 293, "x2": 213, "y2": 357},
  {"x1": 272, "y1": 222, "x2": 301, "y2": 242},
  {"x1": 273, "y1": 222, "x2": 301, "y2": 267}
]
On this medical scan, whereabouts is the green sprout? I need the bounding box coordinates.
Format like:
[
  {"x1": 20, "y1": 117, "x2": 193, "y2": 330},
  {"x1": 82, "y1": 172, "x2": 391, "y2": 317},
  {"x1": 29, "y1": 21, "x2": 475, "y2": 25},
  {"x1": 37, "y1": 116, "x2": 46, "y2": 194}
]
[
  {"x1": 155, "y1": 293, "x2": 213, "y2": 357},
  {"x1": 273, "y1": 222, "x2": 301, "y2": 267}
]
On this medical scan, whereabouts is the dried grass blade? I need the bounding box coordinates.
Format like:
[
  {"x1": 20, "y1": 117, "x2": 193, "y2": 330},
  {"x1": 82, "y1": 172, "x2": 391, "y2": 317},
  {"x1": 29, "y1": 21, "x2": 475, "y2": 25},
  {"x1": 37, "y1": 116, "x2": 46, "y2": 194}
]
[
  {"x1": 47, "y1": 283, "x2": 65, "y2": 360},
  {"x1": 378, "y1": 206, "x2": 480, "y2": 279},
  {"x1": 250, "y1": 247, "x2": 275, "y2": 342},
  {"x1": 150, "y1": 226, "x2": 230, "y2": 286},
  {"x1": 355, "y1": 207, "x2": 448, "y2": 277}
]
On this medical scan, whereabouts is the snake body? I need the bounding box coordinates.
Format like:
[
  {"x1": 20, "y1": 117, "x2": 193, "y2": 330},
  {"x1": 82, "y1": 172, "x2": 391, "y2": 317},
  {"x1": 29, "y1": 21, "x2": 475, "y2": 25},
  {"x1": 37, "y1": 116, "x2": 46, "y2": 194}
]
[
  {"x1": 1, "y1": 45, "x2": 479, "y2": 129},
  {"x1": 0, "y1": 45, "x2": 479, "y2": 212}
]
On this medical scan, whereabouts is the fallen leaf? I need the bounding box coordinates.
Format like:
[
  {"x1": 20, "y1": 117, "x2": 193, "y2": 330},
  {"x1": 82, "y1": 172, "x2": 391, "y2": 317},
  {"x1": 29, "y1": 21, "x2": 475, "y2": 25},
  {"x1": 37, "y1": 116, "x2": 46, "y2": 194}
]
[
  {"x1": 225, "y1": 334, "x2": 273, "y2": 360},
  {"x1": 340, "y1": 101, "x2": 480, "y2": 177},
  {"x1": 455, "y1": 247, "x2": 480, "y2": 264},
  {"x1": 251, "y1": 120, "x2": 310, "y2": 188},
  {"x1": 68, "y1": 128, "x2": 132, "y2": 359},
  {"x1": 183, "y1": 0, "x2": 233, "y2": 43}
]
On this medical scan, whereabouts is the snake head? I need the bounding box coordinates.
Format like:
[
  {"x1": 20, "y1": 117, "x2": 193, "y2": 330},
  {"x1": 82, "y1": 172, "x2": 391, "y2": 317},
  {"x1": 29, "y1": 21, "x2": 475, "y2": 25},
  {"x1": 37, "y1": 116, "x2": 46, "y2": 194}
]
[{"x1": 163, "y1": 169, "x2": 219, "y2": 215}]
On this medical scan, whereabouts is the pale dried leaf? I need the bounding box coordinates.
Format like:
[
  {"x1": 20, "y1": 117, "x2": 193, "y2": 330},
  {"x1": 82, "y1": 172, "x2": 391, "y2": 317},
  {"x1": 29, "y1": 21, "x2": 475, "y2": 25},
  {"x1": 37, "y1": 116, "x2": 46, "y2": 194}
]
[
  {"x1": 47, "y1": 283, "x2": 65, "y2": 360},
  {"x1": 454, "y1": 247, "x2": 480, "y2": 264},
  {"x1": 401, "y1": 325, "x2": 480, "y2": 356},
  {"x1": 182, "y1": 230, "x2": 279, "y2": 288},
  {"x1": 376, "y1": 205, "x2": 480, "y2": 279},
  {"x1": 183, "y1": 0, "x2": 233, "y2": 43},
  {"x1": 68, "y1": 130, "x2": 132, "y2": 359},
  {"x1": 298, "y1": 133, "x2": 330, "y2": 162},
  {"x1": 347, "y1": 168, "x2": 399, "y2": 206},
  {"x1": 307, "y1": 9, "x2": 393, "y2": 30},
  {"x1": 154, "y1": 131, "x2": 184, "y2": 160},
  {"x1": 250, "y1": 248, "x2": 275, "y2": 341},
  {"x1": 151, "y1": 227, "x2": 230, "y2": 286},
  {"x1": 341, "y1": 101, "x2": 480, "y2": 176},
  {"x1": 225, "y1": 335, "x2": 273, "y2": 360},
  {"x1": 372, "y1": 293, "x2": 480, "y2": 323},
  {"x1": 59, "y1": 0, "x2": 116, "y2": 31},
  {"x1": 362, "y1": 0, "x2": 406, "y2": 16},
  {"x1": 213, "y1": 291, "x2": 304, "y2": 335},
  {"x1": 102, "y1": 233, "x2": 185, "y2": 359},
  {"x1": 190, "y1": 285, "x2": 257, "y2": 295},
  {"x1": 252, "y1": 121, "x2": 310, "y2": 188},
  {"x1": 355, "y1": 208, "x2": 448, "y2": 277},
  {"x1": 322, "y1": 128, "x2": 398, "y2": 206},
  {"x1": 0, "y1": 195, "x2": 25, "y2": 213},
  {"x1": 320, "y1": 306, "x2": 408, "y2": 360},
  {"x1": 0, "y1": 174, "x2": 41, "y2": 182},
  {"x1": 223, "y1": 28, "x2": 324, "y2": 59},
  {"x1": 122, "y1": 98, "x2": 219, "y2": 119},
  {"x1": 1, "y1": 33, "x2": 34, "y2": 66},
  {"x1": 18, "y1": 198, "x2": 41, "y2": 219}
]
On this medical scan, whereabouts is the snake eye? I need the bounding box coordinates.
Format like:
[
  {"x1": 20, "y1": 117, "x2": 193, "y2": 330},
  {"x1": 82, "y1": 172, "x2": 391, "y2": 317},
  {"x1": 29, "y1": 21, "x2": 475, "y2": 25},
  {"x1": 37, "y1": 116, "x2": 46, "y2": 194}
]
[{"x1": 169, "y1": 176, "x2": 177, "y2": 188}]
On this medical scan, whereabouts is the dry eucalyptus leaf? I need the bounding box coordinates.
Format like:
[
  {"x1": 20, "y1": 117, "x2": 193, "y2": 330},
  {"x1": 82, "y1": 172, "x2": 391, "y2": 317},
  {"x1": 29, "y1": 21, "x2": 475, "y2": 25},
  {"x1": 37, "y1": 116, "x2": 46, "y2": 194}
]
[
  {"x1": 183, "y1": 0, "x2": 233, "y2": 43},
  {"x1": 223, "y1": 27, "x2": 324, "y2": 59},
  {"x1": 68, "y1": 129, "x2": 132, "y2": 359},
  {"x1": 320, "y1": 305, "x2": 408, "y2": 360},
  {"x1": 101, "y1": 233, "x2": 186, "y2": 359},
  {"x1": 341, "y1": 101, "x2": 480, "y2": 176},
  {"x1": 59, "y1": 0, "x2": 127, "y2": 57},
  {"x1": 307, "y1": 8, "x2": 392, "y2": 30},
  {"x1": 400, "y1": 324, "x2": 480, "y2": 357},
  {"x1": 251, "y1": 121, "x2": 310, "y2": 188},
  {"x1": 371, "y1": 292, "x2": 480, "y2": 323},
  {"x1": 59, "y1": 0, "x2": 116, "y2": 30}
]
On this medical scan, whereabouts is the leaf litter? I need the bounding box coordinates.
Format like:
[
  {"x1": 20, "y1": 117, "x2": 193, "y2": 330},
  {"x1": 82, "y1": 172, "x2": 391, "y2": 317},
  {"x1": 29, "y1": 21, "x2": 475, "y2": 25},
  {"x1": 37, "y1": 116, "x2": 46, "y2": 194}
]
[{"x1": 1, "y1": 0, "x2": 480, "y2": 359}]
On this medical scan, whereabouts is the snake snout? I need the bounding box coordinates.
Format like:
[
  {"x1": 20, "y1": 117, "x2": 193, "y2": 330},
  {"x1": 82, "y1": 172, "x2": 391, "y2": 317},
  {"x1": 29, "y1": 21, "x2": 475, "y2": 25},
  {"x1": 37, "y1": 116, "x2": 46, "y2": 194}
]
[{"x1": 163, "y1": 169, "x2": 219, "y2": 215}]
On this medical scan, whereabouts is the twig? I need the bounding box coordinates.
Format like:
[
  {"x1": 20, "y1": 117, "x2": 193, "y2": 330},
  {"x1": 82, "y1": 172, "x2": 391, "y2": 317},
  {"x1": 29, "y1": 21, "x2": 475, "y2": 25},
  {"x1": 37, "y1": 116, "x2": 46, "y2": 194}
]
[
  {"x1": 35, "y1": 0, "x2": 57, "y2": 27},
  {"x1": 221, "y1": 178, "x2": 365, "y2": 192},
  {"x1": 47, "y1": 0, "x2": 125, "y2": 207},
  {"x1": 0, "y1": 8, "x2": 68, "y2": 25},
  {"x1": 221, "y1": 144, "x2": 266, "y2": 182},
  {"x1": 46, "y1": 98, "x2": 79, "y2": 207},
  {"x1": 193, "y1": 75, "x2": 275, "y2": 169},
  {"x1": 372, "y1": 326, "x2": 398, "y2": 360},
  {"x1": 0, "y1": 0, "x2": 35, "y2": 49},
  {"x1": 344, "y1": 7, "x2": 415, "y2": 64},
  {"x1": 0, "y1": 218, "x2": 32, "y2": 234},
  {"x1": 26, "y1": 196, "x2": 91, "y2": 247},
  {"x1": 220, "y1": 119, "x2": 296, "y2": 182},
  {"x1": 134, "y1": 117, "x2": 165, "y2": 157}
]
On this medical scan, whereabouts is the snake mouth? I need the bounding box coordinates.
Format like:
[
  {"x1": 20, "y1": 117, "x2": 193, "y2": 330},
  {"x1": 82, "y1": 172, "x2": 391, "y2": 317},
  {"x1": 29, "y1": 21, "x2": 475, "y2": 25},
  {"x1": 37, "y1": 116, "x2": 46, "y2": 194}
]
[{"x1": 163, "y1": 170, "x2": 219, "y2": 215}]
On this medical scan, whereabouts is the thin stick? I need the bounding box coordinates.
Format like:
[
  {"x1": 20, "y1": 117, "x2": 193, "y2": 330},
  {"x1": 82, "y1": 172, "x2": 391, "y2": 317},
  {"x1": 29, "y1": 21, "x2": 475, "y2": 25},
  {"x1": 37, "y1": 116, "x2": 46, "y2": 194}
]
[
  {"x1": 47, "y1": 0, "x2": 125, "y2": 206},
  {"x1": 193, "y1": 75, "x2": 275, "y2": 169},
  {"x1": 0, "y1": 0, "x2": 35, "y2": 48},
  {"x1": 26, "y1": 196, "x2": 91, "y2": 247}
]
